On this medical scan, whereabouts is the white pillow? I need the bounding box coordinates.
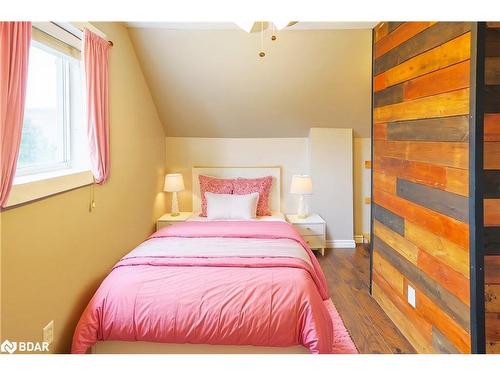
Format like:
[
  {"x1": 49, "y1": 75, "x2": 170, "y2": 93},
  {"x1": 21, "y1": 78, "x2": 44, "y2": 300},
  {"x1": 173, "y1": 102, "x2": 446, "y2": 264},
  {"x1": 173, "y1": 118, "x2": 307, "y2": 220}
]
[{"x1": 205, "y1": 192, "x2": 259, "y2": 220}]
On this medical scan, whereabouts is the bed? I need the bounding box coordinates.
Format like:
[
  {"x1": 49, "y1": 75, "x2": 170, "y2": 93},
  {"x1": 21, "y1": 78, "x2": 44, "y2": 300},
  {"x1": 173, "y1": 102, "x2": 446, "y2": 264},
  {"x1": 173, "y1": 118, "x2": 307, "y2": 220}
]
[{"x1": 72, "y1": 167, "x2": 348, "y2": 354}]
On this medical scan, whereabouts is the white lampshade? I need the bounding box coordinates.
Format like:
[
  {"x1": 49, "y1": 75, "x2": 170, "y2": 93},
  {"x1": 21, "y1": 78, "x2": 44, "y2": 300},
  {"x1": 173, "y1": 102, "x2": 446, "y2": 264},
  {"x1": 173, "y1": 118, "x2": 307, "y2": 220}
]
[
  {"x1": 290, "y1": 175, "x2": 312, "y2": 195},
  {"x1": 164, "y1": 173, "x2": 185, "y2": 192}
]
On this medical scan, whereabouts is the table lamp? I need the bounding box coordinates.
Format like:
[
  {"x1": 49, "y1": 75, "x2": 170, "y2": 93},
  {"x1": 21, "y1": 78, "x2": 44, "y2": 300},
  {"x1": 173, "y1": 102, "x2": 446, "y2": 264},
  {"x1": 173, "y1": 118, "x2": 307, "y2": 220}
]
[
  {"x1": 164, "y1": 173, "x2": 185, "y2": 216},
  {"x1": 290, "y1": 175, "x2": 312, "y2": 219}
]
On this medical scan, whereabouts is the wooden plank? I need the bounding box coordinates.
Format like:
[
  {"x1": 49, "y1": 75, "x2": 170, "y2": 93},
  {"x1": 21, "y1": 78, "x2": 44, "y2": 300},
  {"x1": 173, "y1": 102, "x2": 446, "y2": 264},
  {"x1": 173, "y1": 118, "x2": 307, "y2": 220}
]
[
  {"x1": 373, "y1": 250, "x2": 404, "y2": 295},
  {"x1": 374, "y1": 84, "x2": 404, "y2": 108},
  {"x1": 374, "y1": 156, "x2": 446, "y2": 188},
  {"x1": 486, "y1": 313, "x2": 500, "y2": 341},
  {"x1": 374, "y1": 22, "x2": 435, "y2": 59},
  {"x1": 373, "y1": 122, "x2": 387, "y2": 140},
  {"x1": 373, "y1": 73, "x2": 387, "y2": 92},
  {"x1": 373, "y1": 204, "x2": 405, "y2": 236},
  {"x1": 374, "y1": 156, "x2": 468, "y2": 197},
  {"x1": 374, "y1": 140, "x2": 469, "y2": 169},
  {"x1": 374, "y1": 33, "x2": 471, "y2": 91},
  {"x1": 405, "y1": 221, "x2": 469, "y2": 278},
  {"x1": 484, "y1": 227, "x2": 500, "y2": 256},
  {"x1": 487, "y1": 341, "x2": 500, "y2": 354},
  {"x1": 486, "y1": 57, "x2": 500, "y2": 85},
  {"x1": 485, "y1": 142, "x2": 500, "y2": 169},
  {"x1": 485, "y1": 256, "x2": 500, "y2": 284},
  {"x1": 374, "y1": 22, "x2": 471, "y2": 75},
  {"x1": 432, "y1": 327, "x2": 461, "y2": 353},
  {"x1": 374, "y1": 220, "x2": 419, "y2": 265},
  {"x1": 374, "y1": 22, "x2": 389, "y2": 44},
  {"x1": 485, "y1": 114, "x2": 500, "y2": 141},
  {"x1": 404, "y1": 60, "x2": 470, "y2": 101},
  {"x1": 396, "y1": 178, "x2": 469, "y2": 223},
  {"x1": 484, "y1": 85, "x2": 500, "y2": 113},
  {"x1": 485, "y1": 285, "x2": 500, "y2": 313},
  {"x1": 374, "y1": 61, "x2": 470, "y2": 108},
  {"x1": 416, "y1": 291, "x2": 470, "y2": 353},
  {"x1": 417, "y1": 249, "x2": 470, "y2": 305},
  {"x1": 373, "y1": 236, "x2": 471, "y2": 331},
  {"x1": 486, "y1": 28, "x2": 500, "y2": 57},
  {"x1": 388, "y1": 22, "x2": 404, "y2": 33},
  {"x1": 374, "y1": 88, "x2": 470, "y2": 123},
  {"x1": 485, "y1": 170, "x2": 500, "y2": 198},
  {"x1": 445, "y1": 167, "x2": 469, "y2": 197},
  {"x1": 485, "y1": 199, "x2": 500, "y2": 226},
  {"x1": 373, "y1": 171, "x2": 397, "y2": 194},
  {"x1": 387, "y1": 116, "x2": 469, "y2": 142},
  {"x1": 374, "y1": 188, "x2": 469, "y2": 249},
  {"x1": 372, "y1": 273, "x2": 434, "y2": 353}
]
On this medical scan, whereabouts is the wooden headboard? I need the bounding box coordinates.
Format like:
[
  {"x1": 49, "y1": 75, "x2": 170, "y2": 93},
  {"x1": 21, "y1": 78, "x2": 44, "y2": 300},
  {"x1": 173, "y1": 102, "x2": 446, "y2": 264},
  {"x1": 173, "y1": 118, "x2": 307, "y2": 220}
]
[{"x1": 191, "y1": 167, "x2": 281, "y2": 213}]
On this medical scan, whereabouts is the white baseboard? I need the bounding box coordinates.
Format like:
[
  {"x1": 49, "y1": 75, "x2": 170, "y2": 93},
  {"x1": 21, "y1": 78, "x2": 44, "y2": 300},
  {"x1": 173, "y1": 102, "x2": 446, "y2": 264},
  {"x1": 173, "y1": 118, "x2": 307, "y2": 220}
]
[{"x1": 326, "y1": 239, "x2": 356, "y2": 248}]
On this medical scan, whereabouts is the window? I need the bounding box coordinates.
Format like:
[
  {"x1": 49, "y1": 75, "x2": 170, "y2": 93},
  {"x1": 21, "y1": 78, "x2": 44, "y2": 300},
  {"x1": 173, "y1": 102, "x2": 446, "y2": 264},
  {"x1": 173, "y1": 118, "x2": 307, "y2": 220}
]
[
  {"x1": 15, "y1": 30, "x2": 89, "y2": 180},
  {"x1": 6, "y1": 23, "x2": 100, "y2": 207}
]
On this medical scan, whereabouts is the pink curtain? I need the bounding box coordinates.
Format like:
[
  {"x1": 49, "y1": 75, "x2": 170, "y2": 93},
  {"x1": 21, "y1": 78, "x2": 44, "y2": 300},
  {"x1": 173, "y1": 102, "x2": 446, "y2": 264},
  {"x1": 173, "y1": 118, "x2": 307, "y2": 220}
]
[
  {"x1": 0, "y1": 22, "x2": 31, "y2": 208},
  {"x1": 83, "y1": 29, "x2": 111, "y2": 185}
]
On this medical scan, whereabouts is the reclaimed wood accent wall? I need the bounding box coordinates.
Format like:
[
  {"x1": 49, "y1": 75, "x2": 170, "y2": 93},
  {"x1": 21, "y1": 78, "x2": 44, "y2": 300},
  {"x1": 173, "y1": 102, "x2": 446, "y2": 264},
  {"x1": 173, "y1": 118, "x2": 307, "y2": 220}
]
[
  {"x1": 484, "y1": 24, "x2": 500, "y2": 354},
  {"x1": 371, "y1": 22, "x2": 473, "y2": 353}
]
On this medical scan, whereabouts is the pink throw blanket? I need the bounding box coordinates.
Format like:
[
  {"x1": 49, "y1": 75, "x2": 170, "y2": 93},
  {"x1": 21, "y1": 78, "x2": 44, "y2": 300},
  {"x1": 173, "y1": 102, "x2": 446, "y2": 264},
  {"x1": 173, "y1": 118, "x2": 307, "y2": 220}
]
[{"x1": 72, "y1": 221, "x2": 333, "y2": 353}]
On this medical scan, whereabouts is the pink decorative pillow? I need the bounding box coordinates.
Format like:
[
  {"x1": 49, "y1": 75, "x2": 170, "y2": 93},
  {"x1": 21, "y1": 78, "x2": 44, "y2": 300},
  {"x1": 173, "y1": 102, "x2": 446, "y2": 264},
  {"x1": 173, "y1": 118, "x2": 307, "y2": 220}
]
[
  {"x1": 233, "y1": 176, "x2": 273, "y2": 216},
  {"x1": 198, "y1": 175, "x2": 234, "y2": 216}
]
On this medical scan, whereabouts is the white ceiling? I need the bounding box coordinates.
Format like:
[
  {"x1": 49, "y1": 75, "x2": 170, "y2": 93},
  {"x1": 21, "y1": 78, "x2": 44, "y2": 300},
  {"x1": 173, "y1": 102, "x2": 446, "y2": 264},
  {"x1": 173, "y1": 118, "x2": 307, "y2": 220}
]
[{"x1": 126, "y1": 22, "x2": 377, "y2": 30}]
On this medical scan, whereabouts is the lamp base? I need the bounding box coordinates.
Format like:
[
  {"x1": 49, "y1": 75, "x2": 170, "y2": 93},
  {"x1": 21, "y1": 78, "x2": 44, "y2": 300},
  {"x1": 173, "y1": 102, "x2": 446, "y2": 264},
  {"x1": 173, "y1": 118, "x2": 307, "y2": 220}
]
[
  {"x1": 297, "y1": 195, "x2": 308, "y2": 219},
  {"x1": 171, "y1": 191, "x2": 180, "y2": 217}
]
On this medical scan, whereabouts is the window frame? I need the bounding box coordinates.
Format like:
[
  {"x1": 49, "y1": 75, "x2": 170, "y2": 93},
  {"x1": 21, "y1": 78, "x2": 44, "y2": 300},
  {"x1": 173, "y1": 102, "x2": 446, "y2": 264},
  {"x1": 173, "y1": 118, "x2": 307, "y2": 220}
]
[{"x1": 15, "y1": 40, "x2": 77, "y2": 178}]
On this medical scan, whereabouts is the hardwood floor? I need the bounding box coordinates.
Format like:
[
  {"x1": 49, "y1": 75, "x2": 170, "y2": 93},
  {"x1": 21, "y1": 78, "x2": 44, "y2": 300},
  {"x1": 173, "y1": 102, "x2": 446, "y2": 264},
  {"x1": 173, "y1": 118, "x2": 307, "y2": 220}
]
[{"x1": 317, "y1": 244, "x2": 416, "y2": 354}]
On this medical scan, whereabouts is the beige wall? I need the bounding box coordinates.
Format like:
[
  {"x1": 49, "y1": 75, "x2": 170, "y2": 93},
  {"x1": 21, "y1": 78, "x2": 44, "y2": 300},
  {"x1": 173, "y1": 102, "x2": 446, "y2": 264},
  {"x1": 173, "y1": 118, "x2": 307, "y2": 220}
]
[
  {"x1": 128, "y1": 28, "x2": 372, "y2": 138},
  {"x1": 0, "y1": 22, "x2": 166, "y2": 353},
  {"x1": 165, "y1": 137, "x2": 309, "y2": 215},
  {"x1": 165, "y1": 130, "x2": 367, "y2": 245}
]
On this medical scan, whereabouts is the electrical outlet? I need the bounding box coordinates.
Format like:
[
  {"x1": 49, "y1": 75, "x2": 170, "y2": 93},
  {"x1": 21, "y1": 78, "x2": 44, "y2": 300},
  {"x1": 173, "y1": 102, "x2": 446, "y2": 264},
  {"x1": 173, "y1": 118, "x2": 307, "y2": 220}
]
[
  {"x1": 43, "y1": 320, "x2": 54, "y2": 345},
  {"x1": 407, "y1": 285, "x2": 416, "y2": 308}
]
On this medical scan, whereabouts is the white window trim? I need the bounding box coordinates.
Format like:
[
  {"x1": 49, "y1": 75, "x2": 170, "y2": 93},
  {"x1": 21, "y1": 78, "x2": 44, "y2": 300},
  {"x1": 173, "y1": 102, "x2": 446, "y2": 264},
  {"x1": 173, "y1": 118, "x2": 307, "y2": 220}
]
[{"x1": 6, "y1": 170, "x2": 94, "y2": 208}]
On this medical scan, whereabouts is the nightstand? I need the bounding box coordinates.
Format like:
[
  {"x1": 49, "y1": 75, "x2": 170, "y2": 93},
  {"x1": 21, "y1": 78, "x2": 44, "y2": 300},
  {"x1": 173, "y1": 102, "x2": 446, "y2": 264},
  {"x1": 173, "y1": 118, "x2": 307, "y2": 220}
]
[
  {"x1": 286, "y1": 214, "x2": 327, "y2": 256},
  {"x1": 156, "y1": 212, "x2": 193, "y2": 230}
]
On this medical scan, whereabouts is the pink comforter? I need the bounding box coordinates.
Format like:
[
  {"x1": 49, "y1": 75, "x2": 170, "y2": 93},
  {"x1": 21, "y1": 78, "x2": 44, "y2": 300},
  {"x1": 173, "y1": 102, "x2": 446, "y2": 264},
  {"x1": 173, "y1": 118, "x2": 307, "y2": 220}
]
[{"x1": 71, "y1": 221, "x2": 333, "y2": 353}]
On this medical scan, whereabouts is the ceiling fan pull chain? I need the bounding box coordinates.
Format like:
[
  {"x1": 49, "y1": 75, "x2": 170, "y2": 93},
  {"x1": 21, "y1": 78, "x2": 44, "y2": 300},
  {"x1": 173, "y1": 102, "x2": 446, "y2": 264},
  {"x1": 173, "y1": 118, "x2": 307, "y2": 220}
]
[
  {"x1": 259, "y1": 21, "x2": 266, "y2": 58},
  {"x1": 271, "y1": 22, "x2": 277, "y2": 41}
]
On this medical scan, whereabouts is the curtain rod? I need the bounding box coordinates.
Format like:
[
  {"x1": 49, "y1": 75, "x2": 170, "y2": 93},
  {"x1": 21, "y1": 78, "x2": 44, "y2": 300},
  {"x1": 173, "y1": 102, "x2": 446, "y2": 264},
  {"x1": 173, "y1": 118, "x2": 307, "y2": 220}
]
[{"x1": 51, "y1": 22, "x2": 114, "y2": 47}]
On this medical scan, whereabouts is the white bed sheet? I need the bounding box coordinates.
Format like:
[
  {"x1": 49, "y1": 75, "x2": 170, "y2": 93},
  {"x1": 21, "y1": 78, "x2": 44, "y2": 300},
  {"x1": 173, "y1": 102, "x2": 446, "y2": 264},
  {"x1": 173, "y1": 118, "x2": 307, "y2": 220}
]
[{"x1": 187, "y1": 211, "x2": 287, "y2": 222}]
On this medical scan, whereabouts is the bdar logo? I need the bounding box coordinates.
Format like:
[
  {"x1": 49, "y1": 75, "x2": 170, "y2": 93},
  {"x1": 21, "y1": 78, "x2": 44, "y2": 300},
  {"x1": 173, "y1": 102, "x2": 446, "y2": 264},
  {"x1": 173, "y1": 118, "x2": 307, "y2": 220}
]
[{"x1": 1, "y1": 340, "x2": 17, "y2": 354}]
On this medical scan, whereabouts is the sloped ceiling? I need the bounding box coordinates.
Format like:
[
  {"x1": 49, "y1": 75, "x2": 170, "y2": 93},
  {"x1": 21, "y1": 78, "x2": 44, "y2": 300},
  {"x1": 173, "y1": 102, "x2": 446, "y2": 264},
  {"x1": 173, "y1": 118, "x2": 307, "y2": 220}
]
[{"x1": 127, "y1": 23, "x2": 372, "y2": 138}]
